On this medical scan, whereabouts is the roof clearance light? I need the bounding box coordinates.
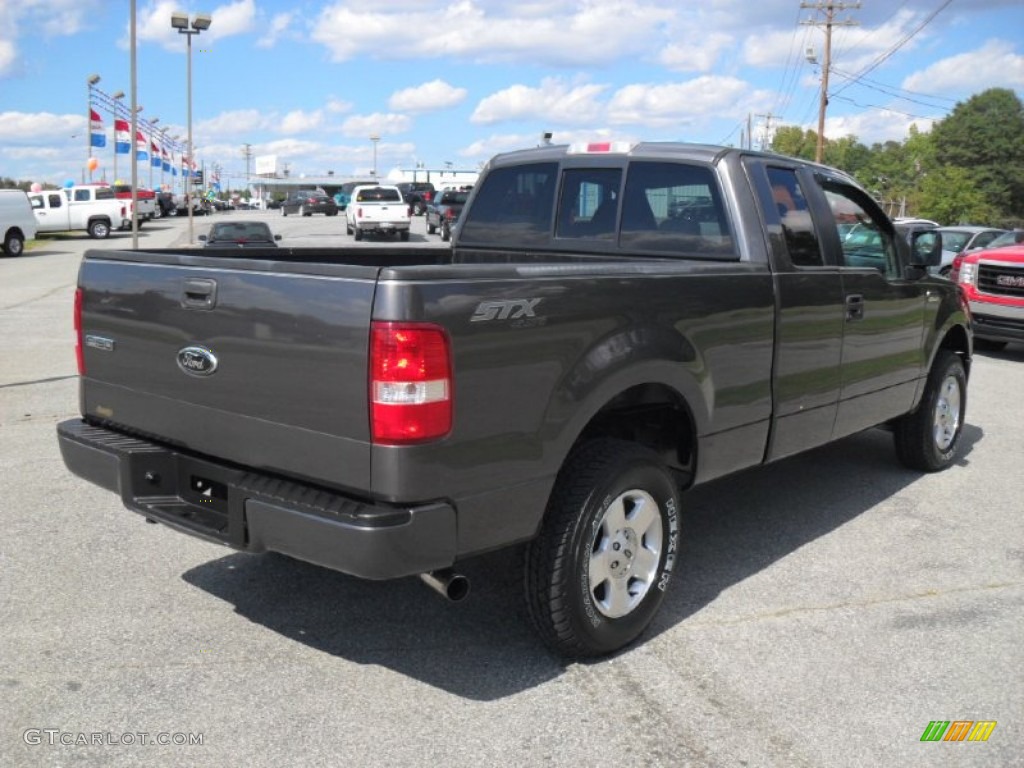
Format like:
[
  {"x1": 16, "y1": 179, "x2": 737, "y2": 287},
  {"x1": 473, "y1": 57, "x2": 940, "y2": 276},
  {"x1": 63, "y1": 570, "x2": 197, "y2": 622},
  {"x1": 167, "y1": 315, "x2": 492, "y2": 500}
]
[{"x1": 567, "y1": 141, "x2": 634, "y2": 155}]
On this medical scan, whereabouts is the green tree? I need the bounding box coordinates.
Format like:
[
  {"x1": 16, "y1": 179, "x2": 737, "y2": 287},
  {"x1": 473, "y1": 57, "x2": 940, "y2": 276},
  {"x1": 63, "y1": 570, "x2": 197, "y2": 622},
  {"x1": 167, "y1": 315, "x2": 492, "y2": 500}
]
[
  {"x1": 771, "y1": 126, "x2": 817, "y2": 160},
  {"x1": 930, "y1": 88, "x2": 1024, "y2": 220},
  {"x1": 915, "y1": 166, "x2": 996, "y2": 225}
]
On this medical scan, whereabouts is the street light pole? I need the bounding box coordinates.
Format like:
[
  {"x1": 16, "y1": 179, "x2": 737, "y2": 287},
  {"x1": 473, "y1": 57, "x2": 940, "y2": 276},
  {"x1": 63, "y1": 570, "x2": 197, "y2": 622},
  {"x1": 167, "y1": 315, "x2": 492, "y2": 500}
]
[
  {"x1": 87, "y1": 74, "x2": 100, "y2": 183},
  {"x1": 172, "y1": 10, "x2": 212, "y2": 244},
  {"x1": 370, "y1": 134, "x2": 380, "y2": 178}
]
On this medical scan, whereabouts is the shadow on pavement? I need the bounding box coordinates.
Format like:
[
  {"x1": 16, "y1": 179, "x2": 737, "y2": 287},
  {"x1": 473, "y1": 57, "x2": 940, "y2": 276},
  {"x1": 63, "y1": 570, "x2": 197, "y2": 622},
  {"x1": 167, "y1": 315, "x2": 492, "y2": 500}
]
[{"x1": 182, "y1": 423, "x2": 982, "y2": 700}]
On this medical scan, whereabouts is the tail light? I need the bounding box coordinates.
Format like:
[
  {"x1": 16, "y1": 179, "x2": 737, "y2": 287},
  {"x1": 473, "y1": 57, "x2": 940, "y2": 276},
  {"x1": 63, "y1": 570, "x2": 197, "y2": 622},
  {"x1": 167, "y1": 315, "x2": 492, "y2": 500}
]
[
  {"x1": 444, "y1": 208, "x2": 455, "y2": 221},
  {"x1": 370, "y1": 322, "x2": 452, "y2": 444},
  {"x1": 74, "y1": 287, "x2": 85, "y2": 375}
]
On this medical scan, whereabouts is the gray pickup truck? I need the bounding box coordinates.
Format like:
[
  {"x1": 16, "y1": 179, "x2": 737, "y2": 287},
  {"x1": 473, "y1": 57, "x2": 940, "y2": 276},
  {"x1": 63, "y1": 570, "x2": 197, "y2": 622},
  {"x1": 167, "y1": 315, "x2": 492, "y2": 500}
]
[{"x1": 57, "y1": 142, "x2": 971, "y2": 656}]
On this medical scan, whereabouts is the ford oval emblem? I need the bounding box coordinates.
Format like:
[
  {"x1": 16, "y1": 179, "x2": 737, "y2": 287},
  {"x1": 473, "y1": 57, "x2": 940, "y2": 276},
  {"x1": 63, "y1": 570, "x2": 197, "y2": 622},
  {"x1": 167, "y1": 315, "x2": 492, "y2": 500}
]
[{"x1": 177, "y1": 345, "x2": 218, "y2": 377}]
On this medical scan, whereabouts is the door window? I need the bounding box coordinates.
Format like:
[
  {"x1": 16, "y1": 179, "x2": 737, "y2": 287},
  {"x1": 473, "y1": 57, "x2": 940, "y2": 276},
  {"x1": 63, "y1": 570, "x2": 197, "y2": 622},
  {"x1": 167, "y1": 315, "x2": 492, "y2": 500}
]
[
  {"x1": 822, "y1": 184, "x2": 899, "y2": 278},
  {"x1": 555, "y1": 169, "x2": 621, "y2": 239}
]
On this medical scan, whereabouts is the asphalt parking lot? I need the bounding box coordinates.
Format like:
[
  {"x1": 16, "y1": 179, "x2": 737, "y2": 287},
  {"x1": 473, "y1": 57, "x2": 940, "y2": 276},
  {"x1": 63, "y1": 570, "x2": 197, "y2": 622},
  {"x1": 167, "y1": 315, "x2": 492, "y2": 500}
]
[{"x1": 1, "y1": 213, "x2": 1021, "y2": 767}]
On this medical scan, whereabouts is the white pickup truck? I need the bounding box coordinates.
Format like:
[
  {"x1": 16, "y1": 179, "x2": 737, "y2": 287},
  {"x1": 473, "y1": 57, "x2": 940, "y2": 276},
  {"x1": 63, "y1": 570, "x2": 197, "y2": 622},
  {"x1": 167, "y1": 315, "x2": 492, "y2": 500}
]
[
  {"x1": 345, "y1": 184, "x2": 411, "y2": 241},
  {"x1": 29, "y1": 186, "x2": 128, "y2": 239}
]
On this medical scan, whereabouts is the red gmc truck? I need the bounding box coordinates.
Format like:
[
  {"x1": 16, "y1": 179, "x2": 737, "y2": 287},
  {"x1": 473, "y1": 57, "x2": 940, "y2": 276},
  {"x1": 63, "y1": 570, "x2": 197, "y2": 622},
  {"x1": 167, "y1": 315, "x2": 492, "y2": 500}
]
[{"x1": 952, "y1": 243, "x2": 1024, "y2": 350}]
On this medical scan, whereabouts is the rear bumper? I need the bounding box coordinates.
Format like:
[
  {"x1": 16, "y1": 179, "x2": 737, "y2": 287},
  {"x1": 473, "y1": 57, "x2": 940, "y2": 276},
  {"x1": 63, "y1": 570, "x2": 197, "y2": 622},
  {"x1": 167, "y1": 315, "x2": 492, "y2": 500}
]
[
  {"x1": 355, "y1": 220, "x2": 410, "y2": 232},
  {"x1": 56, "y1": 419, "x2": 457, "y2": 580}
]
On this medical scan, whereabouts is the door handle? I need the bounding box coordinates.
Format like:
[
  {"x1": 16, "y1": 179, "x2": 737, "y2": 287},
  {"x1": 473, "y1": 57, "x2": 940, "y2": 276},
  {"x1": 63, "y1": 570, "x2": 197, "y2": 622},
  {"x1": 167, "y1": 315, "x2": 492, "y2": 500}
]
[
  {"x1": 845, "y1": 294, "x2": 865, "y2": 322},
  {"x1": 182, "y1": 278, "x2": 217, "y2": 310}
]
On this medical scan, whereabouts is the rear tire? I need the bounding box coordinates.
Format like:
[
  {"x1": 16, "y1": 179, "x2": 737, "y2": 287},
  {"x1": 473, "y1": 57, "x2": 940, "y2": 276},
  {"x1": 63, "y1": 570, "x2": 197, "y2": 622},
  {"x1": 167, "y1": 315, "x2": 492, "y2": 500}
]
[
  {"x1": 88, "y1": 220, "x2": 111, "y2": 239},
  {"x1": 427, "y1": 219, "x2": 436, "y2": 234},
  {"x1": 441, "y1": 221, "x2": 451, "y2": 242},
  {"x1": 400, "y1": 230, "x2": 410, "y2": 242},
  {"x1": 3, "y1": 230, "x2": 25, "y2": 256},
  {"x1": 524, "y1": 439, "x2": 680, "y2": 657},
  {"x1": 354, "y1": 227, "x2": 363, "y2": 241},
  {"x1": 894, "y1": 350, "x2": 966, "y2": 472}
]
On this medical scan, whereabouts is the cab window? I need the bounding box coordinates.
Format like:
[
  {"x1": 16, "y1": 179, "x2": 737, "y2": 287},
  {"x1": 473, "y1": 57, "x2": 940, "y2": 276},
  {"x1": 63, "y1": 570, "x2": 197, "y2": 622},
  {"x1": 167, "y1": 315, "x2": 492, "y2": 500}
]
[{"x1": 555, "y1": 169, "x2": 621, "y2": 240}]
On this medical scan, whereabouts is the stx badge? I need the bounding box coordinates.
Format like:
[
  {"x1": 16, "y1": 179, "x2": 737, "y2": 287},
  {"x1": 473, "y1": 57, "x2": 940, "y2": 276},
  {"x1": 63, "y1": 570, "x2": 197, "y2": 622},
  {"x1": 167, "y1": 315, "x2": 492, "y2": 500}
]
[{"x1": 471, "y1": 298, "x2": 542, "y2": 323}]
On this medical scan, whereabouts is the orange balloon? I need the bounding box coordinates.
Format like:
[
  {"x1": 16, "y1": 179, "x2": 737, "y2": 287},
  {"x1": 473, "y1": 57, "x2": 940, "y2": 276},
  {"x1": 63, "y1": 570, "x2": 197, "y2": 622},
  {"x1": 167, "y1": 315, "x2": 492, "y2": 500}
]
[{"x1": 87, "y1": 157, "x2": 99, "y2": 171}]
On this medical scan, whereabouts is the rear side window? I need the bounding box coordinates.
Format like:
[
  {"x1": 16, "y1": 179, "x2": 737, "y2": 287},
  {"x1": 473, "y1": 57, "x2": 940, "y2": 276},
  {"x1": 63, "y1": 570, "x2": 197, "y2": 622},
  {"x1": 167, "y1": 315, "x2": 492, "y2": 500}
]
[
  {"x1": 766, "y1": 166, "x2": 823, "y2": 267},
  {"x1": 458, "y1": 162, "x2": 557, "y2": 247},
  {"x1": 95, "y1": 188, "x2": 115, "y2": 200},
  {"x1": 619, "y1": 162, "x2": 736, "y2": 258}
]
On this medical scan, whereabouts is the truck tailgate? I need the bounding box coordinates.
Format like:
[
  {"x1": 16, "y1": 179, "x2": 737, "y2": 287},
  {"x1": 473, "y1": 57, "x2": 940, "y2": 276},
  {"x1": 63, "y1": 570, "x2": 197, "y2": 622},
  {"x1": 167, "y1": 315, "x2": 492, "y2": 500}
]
[{"x1": 77, "y1": 251, "x2": 378, "y2": 493}]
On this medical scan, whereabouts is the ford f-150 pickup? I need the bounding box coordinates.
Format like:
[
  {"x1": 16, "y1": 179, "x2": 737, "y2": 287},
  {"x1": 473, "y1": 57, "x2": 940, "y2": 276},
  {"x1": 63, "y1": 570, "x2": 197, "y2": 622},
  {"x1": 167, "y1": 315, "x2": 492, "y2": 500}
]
[{"x1": 57, "y1": 142, "x2": 971, "y2": 656}]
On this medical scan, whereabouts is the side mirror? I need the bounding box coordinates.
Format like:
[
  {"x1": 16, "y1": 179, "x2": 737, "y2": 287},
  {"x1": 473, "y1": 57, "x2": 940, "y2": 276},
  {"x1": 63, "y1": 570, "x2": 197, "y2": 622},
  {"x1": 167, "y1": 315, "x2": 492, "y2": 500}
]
[
  {"x1": 274, "y1": 234, "x2": 282, "y2": 241},
  {"x1": 908, "y1": 229, "x2": 942, "y2": 267},
  {"x1": 198, "y1": 234, "x2": 208, "y2": 242}
]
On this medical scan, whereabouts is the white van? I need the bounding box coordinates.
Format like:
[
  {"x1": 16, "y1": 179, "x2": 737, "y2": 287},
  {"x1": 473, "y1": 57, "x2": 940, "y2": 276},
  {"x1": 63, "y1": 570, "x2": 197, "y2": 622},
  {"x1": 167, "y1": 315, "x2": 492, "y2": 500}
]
[{"x1": 1, "y1": 189, "x2": 38, "y2": 257}]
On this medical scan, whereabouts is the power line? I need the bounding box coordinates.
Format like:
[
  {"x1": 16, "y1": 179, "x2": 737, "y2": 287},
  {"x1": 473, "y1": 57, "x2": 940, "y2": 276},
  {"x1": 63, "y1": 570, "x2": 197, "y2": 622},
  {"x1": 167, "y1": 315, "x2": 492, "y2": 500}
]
[{"x1": 831, "y1": 0, "x2": 954, "y2": 100}]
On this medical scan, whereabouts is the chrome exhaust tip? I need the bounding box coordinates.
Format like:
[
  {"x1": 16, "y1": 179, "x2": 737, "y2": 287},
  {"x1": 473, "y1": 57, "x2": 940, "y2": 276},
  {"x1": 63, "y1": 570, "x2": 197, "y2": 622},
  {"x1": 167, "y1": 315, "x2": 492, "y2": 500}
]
[{"x1": 419, "y1": 569, "x2": 470, "y2": 602}]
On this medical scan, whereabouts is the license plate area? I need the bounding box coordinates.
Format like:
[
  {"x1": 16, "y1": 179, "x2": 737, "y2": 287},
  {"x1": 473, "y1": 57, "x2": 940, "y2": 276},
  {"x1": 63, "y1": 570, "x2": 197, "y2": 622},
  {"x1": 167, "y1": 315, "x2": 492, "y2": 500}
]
[{"x1": 124, "y1": 450, "x2": 243, "y2": 545}]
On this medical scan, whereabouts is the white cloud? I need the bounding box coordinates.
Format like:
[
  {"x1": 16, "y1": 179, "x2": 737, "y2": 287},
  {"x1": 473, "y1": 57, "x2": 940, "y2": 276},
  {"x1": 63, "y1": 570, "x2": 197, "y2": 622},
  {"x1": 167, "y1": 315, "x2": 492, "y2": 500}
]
[
  {"x1": 902, "y1": 39, "x2": 1024, "y2": 94},
  {"x1": 0, "y1": 39, "x2": 15, "y2": 76},
  {"x1": 257, "y1": 12, "x2": 294, "y2": 48},
  {"x1": 607, "y1": 77, "x2": 767, "y2": 128},
  {"x1": 471, "y1": 78, "x2": 608, "y2": 125},
  {"x1": 0, "y1": 111, "x2": 81, "y2": 141},
  {"x1": 340, "y1": 113, "x2": 413, "y2": 138},
  {"x1": 311, "y1": 1, "x2": 672, "y2": 66},
  {"x1": 390, "y1": 80, "x2": 467, "y2": 113},
  {"x1": 661, "y1": 33, "x2": 736, "y2": 74},
  {"x1": 823, "y1": 110, "x2": 936, "y2": 146},
  {"x1": 137, "y1": 0, "x2": 255, "y2": 50},
  {"x1": 280, "y1": 110, "x2": 324, "y2": 134}
]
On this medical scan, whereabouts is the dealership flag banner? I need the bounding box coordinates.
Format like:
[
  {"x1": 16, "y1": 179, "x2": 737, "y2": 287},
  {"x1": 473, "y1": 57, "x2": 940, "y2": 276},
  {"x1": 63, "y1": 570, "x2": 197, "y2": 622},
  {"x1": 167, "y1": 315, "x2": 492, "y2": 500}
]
[
  {"x1": 90, "y1": 109, "x2": 106, "y2": 148},
  {"x1": 135, "y1": 131, "x2": 148, "y2": 162},
  {"x1": 162, "y1": 146, "x2": 171, "y2": 173},
  {"x1": 151, "y1": 141, "x2": 161, "y2": 168},
  {"x1": 114, "y1": 120, "x2": 130, "y2": 155}
]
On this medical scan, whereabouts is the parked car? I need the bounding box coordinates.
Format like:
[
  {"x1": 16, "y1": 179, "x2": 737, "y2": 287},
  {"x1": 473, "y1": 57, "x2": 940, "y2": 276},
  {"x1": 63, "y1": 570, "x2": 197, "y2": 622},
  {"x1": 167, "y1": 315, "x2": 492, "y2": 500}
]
[
  {"x1": 198, "y1": 220, "x2": 281, "y2": 248},
  {"x1": 968, "y1": 228, "x2": 1024, "y2": 252},
  {"x1": 396, "y1": 181, "x2": 436, "y2": 215},
  {"x1": 281, "y1": 190, "x2": 339, "y2": 217},
  {"x1": 425, "y1": 187, "x2": 472, "y2": 242},
  {"x1": 0, "y1": 188, "x2": 38, "y2": 256},
  {"x1": 933, "y1": 226, "x2": 1006, "y2": 275},
  {"x1": 951, "y1": 243, "x2": 1024, "y2": 350},
  {"x1": 345, "y1": 184, "x2": 410, "y2": 240}
]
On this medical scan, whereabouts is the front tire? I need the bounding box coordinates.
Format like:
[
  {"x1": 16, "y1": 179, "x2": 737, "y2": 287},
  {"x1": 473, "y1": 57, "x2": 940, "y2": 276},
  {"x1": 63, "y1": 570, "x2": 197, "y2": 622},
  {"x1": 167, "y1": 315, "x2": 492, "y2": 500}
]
[
  {"x1": 524, "y1": 439, "x2": 680, "y2": 657},
  {"x1": 894, "y1": 350, "x2": 967, "y2": 472}
]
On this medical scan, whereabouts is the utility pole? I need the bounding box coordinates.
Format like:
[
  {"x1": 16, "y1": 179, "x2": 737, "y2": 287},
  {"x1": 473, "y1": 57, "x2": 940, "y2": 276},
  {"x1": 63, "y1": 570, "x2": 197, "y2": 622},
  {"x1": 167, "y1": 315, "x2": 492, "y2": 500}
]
[
  {"x1": 241, "y1": 143, "x2": 253, "y2": 181},
  {"x1": 755, "y1": 113, "x2": 780, "y2": 151},
  {"x1": 801, "y1": 1, "x2": 859, "y2": 163}
]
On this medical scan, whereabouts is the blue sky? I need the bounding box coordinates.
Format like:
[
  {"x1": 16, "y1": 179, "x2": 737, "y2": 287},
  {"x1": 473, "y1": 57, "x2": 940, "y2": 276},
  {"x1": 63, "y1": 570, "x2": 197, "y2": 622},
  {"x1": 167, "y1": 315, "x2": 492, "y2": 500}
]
[{"x1": 2, "y1": 0, "x2": 1023, "y2": 189}]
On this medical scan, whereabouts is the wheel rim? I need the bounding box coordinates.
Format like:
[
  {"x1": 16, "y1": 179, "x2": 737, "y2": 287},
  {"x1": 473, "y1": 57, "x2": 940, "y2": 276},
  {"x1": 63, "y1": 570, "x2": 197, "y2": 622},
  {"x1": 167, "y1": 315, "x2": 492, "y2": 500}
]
[
  {"x1": 933, "y1": 373, "x2": 962, "y2": 451},
  {"x1": 588, "y1": 489, "x2": 663, "y2": 619}
]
